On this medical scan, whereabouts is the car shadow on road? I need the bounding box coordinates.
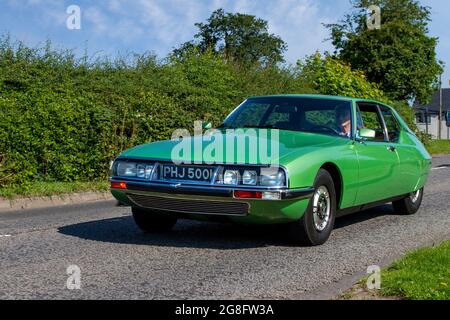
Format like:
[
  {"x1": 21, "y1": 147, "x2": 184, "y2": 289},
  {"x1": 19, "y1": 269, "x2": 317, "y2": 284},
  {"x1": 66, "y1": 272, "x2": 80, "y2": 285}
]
[
  {"x1": 58, "y1": 204, "x2": 396, "y2": 249},
  {"x1": 334, "y1": 204, "x2": 395, "y2": 229},
  {"x1": 58, "y1": 214, "x2": 291, "y2": 249}
]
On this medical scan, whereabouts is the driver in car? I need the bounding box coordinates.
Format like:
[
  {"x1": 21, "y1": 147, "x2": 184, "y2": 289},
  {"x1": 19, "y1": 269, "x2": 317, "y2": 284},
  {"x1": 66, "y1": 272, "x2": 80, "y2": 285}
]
[{"x1": 335, "y1": 105, "x2": 352, "y2": 138}]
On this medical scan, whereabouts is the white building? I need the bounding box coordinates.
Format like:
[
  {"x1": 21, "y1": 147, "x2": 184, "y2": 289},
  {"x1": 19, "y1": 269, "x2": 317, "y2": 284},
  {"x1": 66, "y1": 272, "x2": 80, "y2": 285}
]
[{"x1": 414, "y1": 88, "x2": 450, "y2": 140}]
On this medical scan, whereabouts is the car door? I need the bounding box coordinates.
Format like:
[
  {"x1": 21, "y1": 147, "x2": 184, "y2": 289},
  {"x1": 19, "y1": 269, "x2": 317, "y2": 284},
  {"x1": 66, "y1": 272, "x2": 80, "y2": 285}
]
[
  {"x1": 353, "y1": 102, "x2": 400, "y2": 205},
  {"x1": 378, "y1": 104, "x2": 419, "y2": 195}
]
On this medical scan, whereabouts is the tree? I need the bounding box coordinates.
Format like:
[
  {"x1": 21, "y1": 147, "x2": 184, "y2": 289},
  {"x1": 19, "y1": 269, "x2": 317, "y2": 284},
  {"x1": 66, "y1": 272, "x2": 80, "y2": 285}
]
[
  {"x1": 297, "y1": 53, "x2": 416, "y2": 130},
  {"x1": 326, "y1": 0, "x2": 443, "y2": 103},
  {"x1": 174, "y1": 9, "x2": 287, "y2": 67}
]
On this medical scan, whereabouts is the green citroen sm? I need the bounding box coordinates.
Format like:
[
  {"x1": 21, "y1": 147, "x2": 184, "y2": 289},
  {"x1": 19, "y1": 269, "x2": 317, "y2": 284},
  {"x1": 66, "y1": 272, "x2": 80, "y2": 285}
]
[{"x1": 110, "y1": 95, "x2": 431, "y2": 246}]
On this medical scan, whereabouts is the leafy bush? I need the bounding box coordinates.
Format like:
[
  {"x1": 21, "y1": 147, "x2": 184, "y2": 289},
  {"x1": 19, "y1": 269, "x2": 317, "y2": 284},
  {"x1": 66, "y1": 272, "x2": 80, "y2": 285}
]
[
  {"x1": 415, "y1": 131, "x2": 433, "y2": 147},
  {"x1": 0, "y1": 38, "x2": 417, "y2": 187},
  {"x1": 0, "y1": 39, "x2": 312, "y2": 186}
]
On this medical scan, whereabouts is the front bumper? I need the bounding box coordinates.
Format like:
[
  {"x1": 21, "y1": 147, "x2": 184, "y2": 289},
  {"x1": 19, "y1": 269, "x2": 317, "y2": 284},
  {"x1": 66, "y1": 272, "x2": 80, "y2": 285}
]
[{"x1": 110, "y1": 179, "x2": 314, "y2": 224}]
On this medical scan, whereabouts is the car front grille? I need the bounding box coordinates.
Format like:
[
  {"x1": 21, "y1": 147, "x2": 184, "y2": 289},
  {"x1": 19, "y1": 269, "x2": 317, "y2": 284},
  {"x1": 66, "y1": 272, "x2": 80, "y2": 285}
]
[{"x1": 127, "y1": 193, "x2": 249, "y2": 216}]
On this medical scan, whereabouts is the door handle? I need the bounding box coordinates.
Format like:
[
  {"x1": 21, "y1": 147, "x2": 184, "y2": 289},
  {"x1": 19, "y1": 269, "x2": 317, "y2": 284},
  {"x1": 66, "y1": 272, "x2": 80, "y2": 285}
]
[{"x1": 387, "y1": 145, "x2": 396, "y2": 152}]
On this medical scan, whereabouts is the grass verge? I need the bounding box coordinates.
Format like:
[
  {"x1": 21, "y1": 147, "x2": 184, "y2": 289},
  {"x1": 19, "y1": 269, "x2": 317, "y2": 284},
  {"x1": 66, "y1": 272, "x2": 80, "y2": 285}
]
[
  {"x1": 0, "y1": 181, "x2": 109, "y2": 199},
  {"x1": 380, "y1": 240, "x2": 450, "y2": 300},
  {"x1": 340, "y1": 240, "x2": 450, "y2": 300},
  {"x1": 427, "y1": 140, "x2": 450, "y2": 155}
]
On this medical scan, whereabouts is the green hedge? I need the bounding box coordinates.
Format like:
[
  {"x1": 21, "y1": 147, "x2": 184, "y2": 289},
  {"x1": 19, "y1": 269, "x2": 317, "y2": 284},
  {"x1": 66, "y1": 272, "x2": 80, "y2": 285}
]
[{"x1": 0, "y1": 39, "x2": 416, "y2": 186}]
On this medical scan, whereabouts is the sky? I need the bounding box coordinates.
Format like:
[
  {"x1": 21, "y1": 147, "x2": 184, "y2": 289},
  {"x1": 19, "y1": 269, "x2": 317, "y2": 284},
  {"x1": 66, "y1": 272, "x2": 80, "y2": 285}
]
[{"x1": 0, "y1": 0, "x2": 449, "y2": 88}]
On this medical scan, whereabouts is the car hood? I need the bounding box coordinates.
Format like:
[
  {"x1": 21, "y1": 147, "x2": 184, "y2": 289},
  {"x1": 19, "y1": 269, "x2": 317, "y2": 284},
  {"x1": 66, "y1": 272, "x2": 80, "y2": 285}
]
[{"x1": 118, "y1": 129, "x2": 343, "y2": 165}]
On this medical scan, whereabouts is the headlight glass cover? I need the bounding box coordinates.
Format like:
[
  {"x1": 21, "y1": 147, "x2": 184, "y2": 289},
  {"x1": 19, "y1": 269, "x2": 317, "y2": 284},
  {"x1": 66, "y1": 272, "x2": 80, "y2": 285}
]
[
  {"x1": 114, "y1": 161, "x2": 154, "y2": 179},
  {"x1": 136, "y1": 164, "x2": 146, "y2": 178},
  {"x1": 116, "y1": 162, "x2": 137, "y2": 177},
  {"x1": 259, "y1": 168, "x2": 286, "y2": 187},
  {"x1": 242, "y1": 170, "x2": 257, "y2": 185},
  {"x1": 144, "y1": 165, "x2": 154, "y2": 179},
  {"x1": 223, "y1": 170, "x2": 240, "y2": 185}
]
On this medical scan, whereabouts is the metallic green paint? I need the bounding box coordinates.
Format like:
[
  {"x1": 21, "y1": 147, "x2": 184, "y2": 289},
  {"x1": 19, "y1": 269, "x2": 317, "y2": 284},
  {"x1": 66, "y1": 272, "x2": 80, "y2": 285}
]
[{"x1": 110, "y1": 94, "x2": 431, "y2": 224}]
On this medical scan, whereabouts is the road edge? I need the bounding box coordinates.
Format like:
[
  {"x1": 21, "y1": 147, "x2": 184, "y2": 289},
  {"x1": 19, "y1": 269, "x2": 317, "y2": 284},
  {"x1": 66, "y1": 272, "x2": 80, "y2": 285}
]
[
  {"x1": 291, "y1": 233, "x2": 450, "y2": 300},
  {"x1": 0, "y1": 191, "x2": 114, "y2": 213}
]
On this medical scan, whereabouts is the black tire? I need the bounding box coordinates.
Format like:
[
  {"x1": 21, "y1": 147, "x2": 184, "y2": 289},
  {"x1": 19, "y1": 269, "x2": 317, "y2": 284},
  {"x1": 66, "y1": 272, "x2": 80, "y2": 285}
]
[
  {"x1": 288, "y1": 169, "x2": 336, "y2": 246},
  {"x1": 132, "y1": 207, "x2": 177, "y2": 232},
  {"x1": 392, "y1": 188, "x2": 423, "y2": 215}
]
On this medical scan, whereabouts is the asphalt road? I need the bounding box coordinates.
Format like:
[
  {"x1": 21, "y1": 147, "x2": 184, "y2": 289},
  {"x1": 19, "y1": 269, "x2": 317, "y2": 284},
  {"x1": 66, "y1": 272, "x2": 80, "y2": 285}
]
[{"x1": 1, "y1": 156, "x2": 449, "y2": 300}]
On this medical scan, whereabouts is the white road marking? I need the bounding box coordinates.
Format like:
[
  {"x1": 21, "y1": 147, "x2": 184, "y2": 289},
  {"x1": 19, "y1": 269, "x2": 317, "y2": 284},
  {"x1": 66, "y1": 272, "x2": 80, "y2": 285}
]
[{"x1": 0, "y1": 234, "x2": 12, "y2": 238}]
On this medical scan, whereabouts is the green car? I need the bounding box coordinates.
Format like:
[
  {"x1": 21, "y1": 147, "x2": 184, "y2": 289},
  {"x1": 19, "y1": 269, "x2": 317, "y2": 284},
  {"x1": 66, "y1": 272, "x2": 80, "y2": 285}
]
[{"x1": 110, "y1": 95, "x2": 431, "y2": 246}]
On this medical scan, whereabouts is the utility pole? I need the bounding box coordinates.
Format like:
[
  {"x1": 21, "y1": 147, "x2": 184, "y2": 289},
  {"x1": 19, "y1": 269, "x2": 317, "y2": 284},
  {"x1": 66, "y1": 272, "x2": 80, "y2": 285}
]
[{"x1": 439, "y1": 74, "x2": 442, "y2": 140}]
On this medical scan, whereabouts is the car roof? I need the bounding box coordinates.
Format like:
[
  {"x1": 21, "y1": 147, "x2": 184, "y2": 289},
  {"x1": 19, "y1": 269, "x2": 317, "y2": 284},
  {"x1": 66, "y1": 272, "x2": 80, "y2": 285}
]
[{"x1": 248, "y1": 94, "x2": 386, "y2": 105}]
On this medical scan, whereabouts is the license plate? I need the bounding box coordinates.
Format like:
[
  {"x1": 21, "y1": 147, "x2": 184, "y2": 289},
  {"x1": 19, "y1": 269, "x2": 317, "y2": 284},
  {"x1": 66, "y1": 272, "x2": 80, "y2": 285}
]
[{"x1": 160, "y1": 165, "x2": 216, "y2": 183}]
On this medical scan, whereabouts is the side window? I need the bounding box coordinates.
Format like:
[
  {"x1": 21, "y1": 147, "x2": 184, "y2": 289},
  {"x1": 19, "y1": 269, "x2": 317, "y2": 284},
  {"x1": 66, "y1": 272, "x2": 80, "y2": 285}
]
[
  {"x1": 356, "y1": 103, "x2": 386, "y2": 142},
  {"x1": 379, "y1": 105, "x2": 401, "y2": 142}
]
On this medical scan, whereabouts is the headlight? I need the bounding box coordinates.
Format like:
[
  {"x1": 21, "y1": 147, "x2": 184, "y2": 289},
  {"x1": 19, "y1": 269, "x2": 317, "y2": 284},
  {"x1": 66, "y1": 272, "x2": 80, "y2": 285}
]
[
  {"x1": 260, "y1": 168, "x2": 286, "y2": 187},
  {"x1": 114, "y1": 161, "x2": 154, "y2": 179},
  {"x1": 242, "y1": 170, "x2": 257, "y2": 185},
  {"x1": 144, "y1": 165, "x2": 154, "y2": 179},
  {"x1": 224, "y1": 170, "x2": 239, "y2": 185},
  {"x1": 136, "y1": 164, "x2": 146, "y2": 178},
  {"x1": 116, "y1": 162, "x2": 137, "y2": 177}
]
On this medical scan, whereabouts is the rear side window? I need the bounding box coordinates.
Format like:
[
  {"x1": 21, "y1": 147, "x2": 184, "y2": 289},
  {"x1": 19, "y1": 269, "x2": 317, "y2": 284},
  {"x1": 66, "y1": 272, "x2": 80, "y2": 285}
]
[{"x1": 379, "y1": 105, "x2": 401, "y2": 142}]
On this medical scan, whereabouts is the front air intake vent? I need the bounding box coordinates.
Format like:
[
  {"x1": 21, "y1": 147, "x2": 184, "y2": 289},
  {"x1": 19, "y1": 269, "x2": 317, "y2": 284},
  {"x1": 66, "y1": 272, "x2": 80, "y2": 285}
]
[{"x1": 127, "y1": 193, "x2": 249, "y2": 216}]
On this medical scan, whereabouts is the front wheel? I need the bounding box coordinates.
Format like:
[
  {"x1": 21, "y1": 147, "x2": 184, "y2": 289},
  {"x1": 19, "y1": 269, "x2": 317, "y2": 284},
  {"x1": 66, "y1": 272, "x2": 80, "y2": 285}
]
[
  {"x1": 288, "y1": 169, "x2": 336, "y2": 246},
  {"x1": 132, "y1": 207, "x2": 177, "y2": 233},
  {"x1": 392, "y1": 188, "x2": 423, "y2": 215}
]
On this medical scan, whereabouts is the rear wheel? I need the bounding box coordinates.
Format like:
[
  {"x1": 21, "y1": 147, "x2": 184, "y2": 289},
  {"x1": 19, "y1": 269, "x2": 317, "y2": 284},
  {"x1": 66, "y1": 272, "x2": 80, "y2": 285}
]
[
  {"x1": 288, "y1": 169, "x2": 336, "y2": 246},
  {"x1": 392, "y1": 188, "x2": 423, "y2": 215},
  {"x1": 132, "y1": 207, "x2": 177, "y2": 232}
]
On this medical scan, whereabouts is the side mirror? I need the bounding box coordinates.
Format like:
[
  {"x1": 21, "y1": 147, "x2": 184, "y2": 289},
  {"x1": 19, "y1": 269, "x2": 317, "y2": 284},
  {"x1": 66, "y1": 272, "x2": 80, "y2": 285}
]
[
  {"x1": 202, "y1": 122, "x2": 212, "y2": 130},
  {"x1": 358, "y1": 128, "x2": 376, "y2": 139}
]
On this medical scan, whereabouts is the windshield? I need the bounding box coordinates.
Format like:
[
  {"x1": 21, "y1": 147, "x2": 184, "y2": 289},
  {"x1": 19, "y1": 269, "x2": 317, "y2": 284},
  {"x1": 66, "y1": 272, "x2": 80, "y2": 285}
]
[{"x1": 220, "y1": 97, "x2": 353, "y2": 138}]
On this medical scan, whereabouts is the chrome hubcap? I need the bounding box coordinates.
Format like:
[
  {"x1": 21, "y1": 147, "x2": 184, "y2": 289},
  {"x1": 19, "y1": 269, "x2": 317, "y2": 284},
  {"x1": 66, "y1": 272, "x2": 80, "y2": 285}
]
[
  {"x1": 411, "y1": 189, "x2": 421, "y2": 203},
  {"x1": 312, "y1": 186, "x2": 331, "y2": 232}
]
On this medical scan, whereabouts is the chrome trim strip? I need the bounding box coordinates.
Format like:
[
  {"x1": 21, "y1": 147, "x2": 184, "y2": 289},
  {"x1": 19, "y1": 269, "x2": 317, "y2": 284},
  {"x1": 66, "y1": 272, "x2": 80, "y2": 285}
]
[
  {"x1": 112, "y1": 178, "x2": 287, "y2": 191},
  {"x1": 152, "y1": 162, "x2": 160, "y2": 180}
]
